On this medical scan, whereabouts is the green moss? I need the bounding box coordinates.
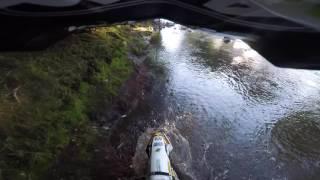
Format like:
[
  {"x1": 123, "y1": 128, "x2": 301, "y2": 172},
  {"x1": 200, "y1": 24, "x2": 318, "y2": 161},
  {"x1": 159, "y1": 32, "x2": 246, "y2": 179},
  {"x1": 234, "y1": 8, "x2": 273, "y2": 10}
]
[{"x1": 0, "y1": 25, "x2": 141, "y2": 180}]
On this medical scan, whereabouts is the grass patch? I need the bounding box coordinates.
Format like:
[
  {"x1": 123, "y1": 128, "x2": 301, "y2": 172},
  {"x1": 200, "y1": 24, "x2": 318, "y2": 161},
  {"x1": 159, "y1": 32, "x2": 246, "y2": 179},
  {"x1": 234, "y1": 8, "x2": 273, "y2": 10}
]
[{"x1": 0, "y1": 25, "x2": 146, "y2": 180}]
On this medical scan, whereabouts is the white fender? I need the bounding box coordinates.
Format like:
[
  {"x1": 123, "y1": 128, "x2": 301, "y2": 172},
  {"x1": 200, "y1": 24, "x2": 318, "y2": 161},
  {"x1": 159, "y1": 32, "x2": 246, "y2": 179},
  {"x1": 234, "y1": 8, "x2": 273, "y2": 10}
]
[{"x1": 146, "y1": 132, "x2": 176, "y2": 180}]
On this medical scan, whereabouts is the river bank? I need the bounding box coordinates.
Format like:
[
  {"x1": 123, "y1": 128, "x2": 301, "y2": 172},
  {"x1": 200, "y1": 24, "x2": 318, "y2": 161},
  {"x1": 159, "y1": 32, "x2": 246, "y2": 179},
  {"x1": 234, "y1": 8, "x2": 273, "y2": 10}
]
[
  {"x1": 88, "y1": 44, "x2": 162, "y2": 180},
  {"x1": 0, "y1": 22, "x2": 160, "y2": 180}
]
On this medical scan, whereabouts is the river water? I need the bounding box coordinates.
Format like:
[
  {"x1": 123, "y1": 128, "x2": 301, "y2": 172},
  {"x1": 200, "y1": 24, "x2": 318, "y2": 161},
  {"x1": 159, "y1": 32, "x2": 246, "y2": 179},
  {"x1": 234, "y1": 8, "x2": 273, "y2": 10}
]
[{"x1": 131, "y1": 24, "x2": 320, "y2": 180}]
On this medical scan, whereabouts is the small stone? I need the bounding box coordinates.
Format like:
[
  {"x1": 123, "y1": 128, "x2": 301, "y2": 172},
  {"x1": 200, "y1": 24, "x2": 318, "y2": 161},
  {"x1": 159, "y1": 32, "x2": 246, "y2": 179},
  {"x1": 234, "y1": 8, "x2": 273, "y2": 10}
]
[
  {"x1": 121, "y1": 114, "x2": 127, "y2": 118},
  {"x1": 103, "y1": 126, "x2": 110, "y2": 130},
  {"x1": 117, "y1": 143, "x2": 124, "y2": 149},
  {"x1": 223, "y1": 169, "x2": 229, "y2": 175}
]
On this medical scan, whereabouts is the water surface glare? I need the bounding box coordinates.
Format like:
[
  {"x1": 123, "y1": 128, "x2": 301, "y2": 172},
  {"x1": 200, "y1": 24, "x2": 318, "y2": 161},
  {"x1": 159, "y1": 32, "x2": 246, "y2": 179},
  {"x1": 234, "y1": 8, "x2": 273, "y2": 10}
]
[{"x1": 150, "y1": 24, "x2": 320, "y2": 179}]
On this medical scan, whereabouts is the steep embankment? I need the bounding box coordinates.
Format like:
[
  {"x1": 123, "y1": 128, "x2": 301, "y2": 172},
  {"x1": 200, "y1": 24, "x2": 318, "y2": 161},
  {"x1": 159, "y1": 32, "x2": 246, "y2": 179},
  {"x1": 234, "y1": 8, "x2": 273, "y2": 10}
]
[{"x1": 0, "y1": 24, "x2": 152, "y2": 180}]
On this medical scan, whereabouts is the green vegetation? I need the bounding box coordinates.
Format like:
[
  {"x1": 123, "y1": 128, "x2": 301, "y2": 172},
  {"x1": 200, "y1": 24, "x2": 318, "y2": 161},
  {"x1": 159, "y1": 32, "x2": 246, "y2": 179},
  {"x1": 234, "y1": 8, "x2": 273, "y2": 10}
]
[
  {"x1": 129, "y1": 34, "x2": 149, "y2": 57},
  {"x1": 0, "y1": 24, "x2": 149, "y2": 180},
  {"x1": 149, "y1": 32, "x2": 162, "y2": 45}
]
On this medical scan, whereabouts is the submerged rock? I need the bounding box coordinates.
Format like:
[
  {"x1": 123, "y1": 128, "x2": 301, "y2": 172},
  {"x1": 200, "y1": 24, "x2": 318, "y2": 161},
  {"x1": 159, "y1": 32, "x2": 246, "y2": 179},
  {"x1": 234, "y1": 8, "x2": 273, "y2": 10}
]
[{"x1": 272, "y1": 112, "x2": 320, "y2": 163}]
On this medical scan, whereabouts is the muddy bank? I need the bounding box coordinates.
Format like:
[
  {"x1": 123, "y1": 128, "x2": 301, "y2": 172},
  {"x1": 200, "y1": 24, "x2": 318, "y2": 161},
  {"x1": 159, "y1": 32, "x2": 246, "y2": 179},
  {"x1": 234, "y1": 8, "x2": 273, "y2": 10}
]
[
  {"x1": 0, "y1": 25, "x2": 143, "y2": 180},
  {"x1": 90, "y1": 41, "x2": 165, "y2": 179},
  {"x1": 51, "y1": 62, "x2": 154, "y2": 180},
  {"x1": 93, "y1": 66, "x2": 152, "y2": 179},
  {"x1": 37, "y1": 26, "x2": 159, "y2": 180}
]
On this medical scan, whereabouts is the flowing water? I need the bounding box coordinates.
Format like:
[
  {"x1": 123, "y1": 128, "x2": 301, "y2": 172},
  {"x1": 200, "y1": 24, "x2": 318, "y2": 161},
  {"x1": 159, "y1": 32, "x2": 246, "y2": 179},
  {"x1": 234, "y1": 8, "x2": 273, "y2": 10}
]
[{"x1": 131, "y1": 23, "x2": 320, "y2": 180}]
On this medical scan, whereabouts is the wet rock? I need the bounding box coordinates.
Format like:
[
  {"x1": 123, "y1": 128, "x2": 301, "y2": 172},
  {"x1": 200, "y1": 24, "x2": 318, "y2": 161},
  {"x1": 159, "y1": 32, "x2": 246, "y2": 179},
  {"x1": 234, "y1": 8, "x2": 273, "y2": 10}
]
[
  {"x1": 272, "y1": 112, "x2": 320, "y2": 162},
  {"x1": 132, "y1": 122, "x2": 196, "y2": 180},
  {"x1": 132, "y1": 128, "x2": 153, "y2": 176},
  {"x1": 121, "y1": 114, "x2": 127, "y2": 118},
  {"x1": 102, "y1": 126, "x2": 110, "y2": 130}
]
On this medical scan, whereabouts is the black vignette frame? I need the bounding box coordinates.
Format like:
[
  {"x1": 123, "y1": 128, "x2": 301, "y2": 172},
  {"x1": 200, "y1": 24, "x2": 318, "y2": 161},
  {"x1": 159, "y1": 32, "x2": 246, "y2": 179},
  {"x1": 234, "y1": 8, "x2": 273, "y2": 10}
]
[{"x1": 0, "y1": 0, "x2": 320, "y2": 69}]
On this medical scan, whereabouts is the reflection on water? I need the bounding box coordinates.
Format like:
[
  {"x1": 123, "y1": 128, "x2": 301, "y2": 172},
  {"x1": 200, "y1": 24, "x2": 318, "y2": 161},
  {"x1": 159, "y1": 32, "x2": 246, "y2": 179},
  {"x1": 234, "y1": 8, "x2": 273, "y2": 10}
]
[{"x1": 151, "y1": 23, "x2": 320, "y2": 179}]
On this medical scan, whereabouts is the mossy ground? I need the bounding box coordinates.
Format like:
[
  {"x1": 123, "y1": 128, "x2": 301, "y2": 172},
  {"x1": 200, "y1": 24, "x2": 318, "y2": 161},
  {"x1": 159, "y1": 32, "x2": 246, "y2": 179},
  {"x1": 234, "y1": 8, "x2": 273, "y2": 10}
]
[{"x1": 0, "y1": 23, "x2": 151, "y2": 180}]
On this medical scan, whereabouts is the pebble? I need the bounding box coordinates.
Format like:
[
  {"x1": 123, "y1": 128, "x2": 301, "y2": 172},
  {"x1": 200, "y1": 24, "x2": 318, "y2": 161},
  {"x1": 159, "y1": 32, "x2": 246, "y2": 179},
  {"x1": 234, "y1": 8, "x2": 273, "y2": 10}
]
[
  {"x1": 121, "y1": 114, "x2": 127, "y2": 118},
  {"x1": 103, "y1": 126, "x2": 110, "y2": 130}
]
